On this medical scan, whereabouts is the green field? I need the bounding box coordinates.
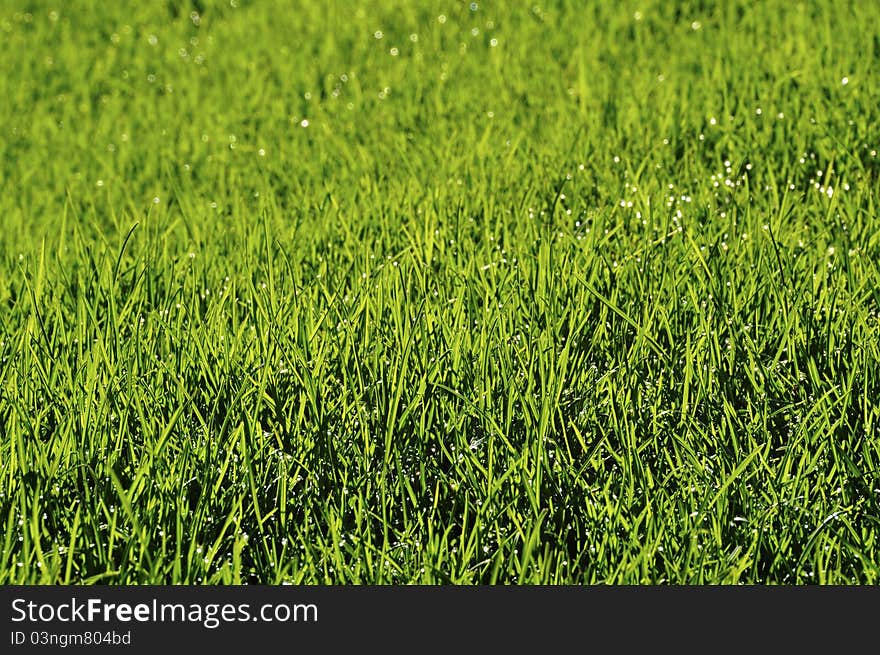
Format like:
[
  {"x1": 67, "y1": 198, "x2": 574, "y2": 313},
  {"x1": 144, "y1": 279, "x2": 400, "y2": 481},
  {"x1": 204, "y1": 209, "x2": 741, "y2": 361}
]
[{"x1": 1, "y1": 0, "x2": 879, "y2": 584}]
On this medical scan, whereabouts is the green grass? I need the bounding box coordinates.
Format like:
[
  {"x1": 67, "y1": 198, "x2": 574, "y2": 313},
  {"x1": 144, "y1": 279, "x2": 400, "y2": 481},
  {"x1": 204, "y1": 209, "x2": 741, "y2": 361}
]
[{"x1": 1, "y1": 0, "x2": 879, "y2": 584}]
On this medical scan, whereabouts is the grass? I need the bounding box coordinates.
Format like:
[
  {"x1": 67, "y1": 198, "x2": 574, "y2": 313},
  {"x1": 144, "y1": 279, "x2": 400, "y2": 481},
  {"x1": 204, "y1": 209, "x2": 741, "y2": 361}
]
[{"x1": 1, "y1": 0, "x2": 879, "y2": 584}]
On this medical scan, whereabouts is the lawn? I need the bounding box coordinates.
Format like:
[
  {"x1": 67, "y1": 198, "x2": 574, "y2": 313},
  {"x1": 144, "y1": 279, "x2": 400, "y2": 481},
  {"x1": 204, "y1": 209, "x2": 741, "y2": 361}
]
[{"x1": 1, "y1": 0, "x2": 879, "y2": 583}]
